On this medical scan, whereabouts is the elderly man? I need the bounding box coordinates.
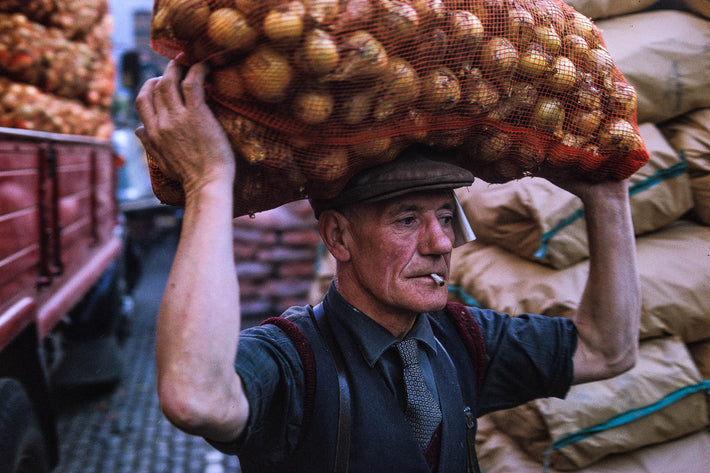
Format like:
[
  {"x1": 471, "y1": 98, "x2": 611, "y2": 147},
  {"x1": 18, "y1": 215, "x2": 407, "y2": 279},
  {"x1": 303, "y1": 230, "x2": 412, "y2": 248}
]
[{"x1": 135, "y1": 61, "x2": 641, "y2": 473}]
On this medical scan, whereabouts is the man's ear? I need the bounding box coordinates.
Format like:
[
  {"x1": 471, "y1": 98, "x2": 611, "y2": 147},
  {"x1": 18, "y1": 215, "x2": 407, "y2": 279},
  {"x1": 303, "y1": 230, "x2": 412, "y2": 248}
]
[{"x1": 318, "y1": 210, "x2": 353, "y2": 262}]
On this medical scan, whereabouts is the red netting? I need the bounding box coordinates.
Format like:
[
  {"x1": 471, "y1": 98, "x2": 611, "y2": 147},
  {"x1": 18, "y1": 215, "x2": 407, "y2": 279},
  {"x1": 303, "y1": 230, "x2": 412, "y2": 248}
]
[{"x1": 148, "y1": 0, "x2": 650, "y2": 216}]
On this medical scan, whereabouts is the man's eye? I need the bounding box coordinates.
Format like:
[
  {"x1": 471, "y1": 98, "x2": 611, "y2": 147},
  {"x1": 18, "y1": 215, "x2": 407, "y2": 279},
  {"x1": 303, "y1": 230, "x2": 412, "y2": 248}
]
[
  {"x1": 440, "y1": 215, "x2": 454, "y2": 226},
  {"x1": 399, "y1": 216, "x2": 416, "y2": 226}
]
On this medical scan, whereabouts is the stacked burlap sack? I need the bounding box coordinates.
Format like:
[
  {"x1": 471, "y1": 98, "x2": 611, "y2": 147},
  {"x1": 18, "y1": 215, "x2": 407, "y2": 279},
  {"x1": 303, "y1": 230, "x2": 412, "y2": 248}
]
[
  {"x1": 146, "y1": 0, "x2": 654, "y2": 216},
  {"x1": 309, "y1": 3, "x2": 710, "y2": 471},
  {"x1": 446, "y1": 2, "x2": 710, "y2": 471}
]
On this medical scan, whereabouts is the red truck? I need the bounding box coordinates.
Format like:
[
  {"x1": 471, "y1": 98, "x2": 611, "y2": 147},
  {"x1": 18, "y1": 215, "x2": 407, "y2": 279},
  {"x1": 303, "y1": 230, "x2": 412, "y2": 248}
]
[{"x1": 0, "y1": 126, "x2": 129, "y2": 472}]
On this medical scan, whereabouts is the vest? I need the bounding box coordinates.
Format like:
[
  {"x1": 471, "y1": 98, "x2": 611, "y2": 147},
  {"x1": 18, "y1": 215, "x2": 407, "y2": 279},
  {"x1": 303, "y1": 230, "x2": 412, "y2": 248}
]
[{"x1": 240, "y1": 302, "x2": 486, "y2": 473}]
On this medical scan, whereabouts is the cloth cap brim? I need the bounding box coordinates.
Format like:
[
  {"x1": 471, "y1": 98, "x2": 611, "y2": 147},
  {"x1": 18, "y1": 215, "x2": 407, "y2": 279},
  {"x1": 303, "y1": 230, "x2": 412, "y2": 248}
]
[{"x1": 309, "y1": 146, "x2": 474, "y2": 219}]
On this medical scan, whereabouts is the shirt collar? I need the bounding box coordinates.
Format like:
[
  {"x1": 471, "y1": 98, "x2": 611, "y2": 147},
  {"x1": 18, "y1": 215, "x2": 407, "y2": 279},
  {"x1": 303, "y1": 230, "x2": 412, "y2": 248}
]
[{"x1": 323, "y1": 283, "x2": 439, "y2": 368}]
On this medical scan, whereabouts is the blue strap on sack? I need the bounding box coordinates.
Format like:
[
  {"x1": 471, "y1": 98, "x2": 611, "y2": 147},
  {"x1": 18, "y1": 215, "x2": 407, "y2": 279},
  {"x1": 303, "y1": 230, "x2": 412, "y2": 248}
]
[
  {"x1": 534, "y1": 154, "x2": 688, "y2": 260},
  {"x1": 542, "y1": 379, "x2": 710, "y2": 473}
]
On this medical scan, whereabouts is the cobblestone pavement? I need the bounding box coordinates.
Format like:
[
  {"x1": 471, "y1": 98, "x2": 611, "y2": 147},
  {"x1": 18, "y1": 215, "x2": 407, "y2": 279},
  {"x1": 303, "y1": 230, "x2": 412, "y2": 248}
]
[{"x1": 53, "y1": 232, "x2": 242, "y2": 473}]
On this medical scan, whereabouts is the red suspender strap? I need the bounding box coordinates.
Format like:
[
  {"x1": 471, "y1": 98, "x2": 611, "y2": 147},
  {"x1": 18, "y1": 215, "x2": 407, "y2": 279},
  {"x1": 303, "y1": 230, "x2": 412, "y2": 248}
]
[
  {"x1": 444, "y1": 302, "x2": 487, "y2": 391},
  {"x1": 260, "y1": 316, "x2": 317, "y2": 430}
]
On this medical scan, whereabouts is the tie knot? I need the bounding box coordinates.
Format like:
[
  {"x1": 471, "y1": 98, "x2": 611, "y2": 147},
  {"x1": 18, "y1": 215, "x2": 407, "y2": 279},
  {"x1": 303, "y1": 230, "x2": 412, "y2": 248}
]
[{"x1": 396, "y1": 338, "x2": 420, "y2": 368}]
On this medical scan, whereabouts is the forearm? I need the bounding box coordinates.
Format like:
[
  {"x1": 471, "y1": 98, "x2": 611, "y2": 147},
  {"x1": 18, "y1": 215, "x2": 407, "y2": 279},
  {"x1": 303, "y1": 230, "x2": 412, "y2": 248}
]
[
  {"x1": 156, "y1": 178, "x2": 249, "y2": 440},
  {"x1": 135, "y1": 61, "x2": 249, "y2": 439},
  {"x1": 572, "y1": 181, "x2": 641, "y2": 383}
]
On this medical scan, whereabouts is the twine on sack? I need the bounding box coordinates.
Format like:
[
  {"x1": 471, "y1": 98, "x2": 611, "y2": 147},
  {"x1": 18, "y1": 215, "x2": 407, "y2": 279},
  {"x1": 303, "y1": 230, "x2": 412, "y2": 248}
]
[{"x1": 541, "y1": 380, "x2": 710, "y2": 473}]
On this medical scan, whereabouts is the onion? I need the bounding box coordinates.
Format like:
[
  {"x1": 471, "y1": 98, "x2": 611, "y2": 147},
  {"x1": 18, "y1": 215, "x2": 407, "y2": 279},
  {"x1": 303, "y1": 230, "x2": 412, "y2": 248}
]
[
  {"x1": 610, "y1": 81, "x2": 638, "y2": 118},
  {"x1": 411, "y1": 0, "x2": 446, "y2": 23},
  {"x1": 207, "y1": 8, "x2": 258, "y2": 52},
  {"x1": 589, "y1": 47, "x2": 613, "y2": 74},
  {"x1": 518, "y1": 43, "x2": 553, "y2": 78},
  {"x1": 373, "y1": 57, "x2": 421, "y2": 120},
  {"x1": 233, "y1": 0, "x2": 260, "y2": 17},
  {"x1": 240, "y1": 46, "x2": 293, "y2": 103},
  {"x1": 569, "y1": 108, "x2": 603, "y2": 136},
  {"x1": 303, "y1": 0, "x2": 339, "y2": 26},
  {"x1": 509, "y1": 81, "x2": 539, "y2": 110},
  {"x1": 170, "y1": 0, "x2": 210, "y2": 40},
  {"x1": 449, "y1": 10, "x2": 484, "y2": 47},
  {"x1": 529, "y1": 0, "x2": 565, "y2": 33},
  {"x1": 404, "y1": 108, "x2": 429, "y2": 141},
  {"x1": 474, "y1": 126, "x2": 510, "y2": 162},
  {"x1": 332, "y1": 0, "x2": 374, "y2": 33},
  {"x1": 534, "y1": 23, "x2": 561, "y2": 54},
  {"x1": 379, "y1": 57, "x2": 421, "y2": 103},
  {"x1": 304, "y1": 145, "x2": 351, "y2": 181},
  {"x1": 376, "y1": 0, "x2": 420, "y2": 40},
  {"x1": 532, "y1": 96, "x2": 565, "y2": 137},
  {"x1": 339, "y1": 89, "x2": 376, "y2": 125},
  {"x1": 414, "y1": 28, "x2": 448, "y2": 69},
  {"x1": 515, "y1": 134, "x2": 546, "y2": 170},
  {"x1": 220, "y1": 114, "x2": 268, "y2": 164},
  {"x1": 460, "y1": 66, "x2": 499, "y2": 115},
  {"x1": 507, "y1": 6, "x2": 535, "y2": 47},
  {"x1": 598, "y1": 119, "x2": 640, "y2": 152},
  {"x1": 295, "y1": 29, "x2": 340, "y2": 76},
  {"x1": 565, "y1": 11, "x2": 595, "y2": 45},
  {"x1": 263, "y1": 1, "x2": 306, "y2": 44},
  {"x1": 545, "y1": 56, "x2": 576, "y2": 92},
  {"x1": 350, "y1": 135, "x2": 393, "y2": 159},
  {"x1": 588, "y1": 47, "x2": 614, "y2": 89},
  {"x1": 321, "y1": 31, "x2": 389, "y2": 82},
  {"x1": 420, "y1": 67, "x2": 461, "y2": 113},
  {"x1": 210, "y1": 65, "x2": 246, "y2": 101},
  {"x1": 574, "y1": 75, "x2": 602, "y2": 110},
  {"x1": 427, "y1": 127, "x2": 469, "y2": 149},
  {"x1": 482, "y1": 36, "x2": 519, "y2": 73},
  {"x1": 292, "y1": 89, "x2": 335, "y2": 125},
  {"x1": 559, "y1": 132, "x2": 588, "y2": 148},
  {"x1": 150, "y1": 7, "x2": 171, "y2": 38},
  {"x1": 562, "y1": 34, "x2": 589, "y2": 69}
]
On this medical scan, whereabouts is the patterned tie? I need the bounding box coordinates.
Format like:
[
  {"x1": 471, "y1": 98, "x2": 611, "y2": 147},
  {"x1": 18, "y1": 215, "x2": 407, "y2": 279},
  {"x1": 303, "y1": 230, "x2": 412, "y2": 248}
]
[{"x1": 395, "y1": 338, "x2": 442, "y2": 450}]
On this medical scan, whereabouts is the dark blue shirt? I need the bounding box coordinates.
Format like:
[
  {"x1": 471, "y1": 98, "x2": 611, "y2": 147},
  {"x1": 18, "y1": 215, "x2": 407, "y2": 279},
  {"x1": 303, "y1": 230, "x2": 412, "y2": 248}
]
[{"x1": 217, "y1": 284, "x2": 577, "y2": 464}]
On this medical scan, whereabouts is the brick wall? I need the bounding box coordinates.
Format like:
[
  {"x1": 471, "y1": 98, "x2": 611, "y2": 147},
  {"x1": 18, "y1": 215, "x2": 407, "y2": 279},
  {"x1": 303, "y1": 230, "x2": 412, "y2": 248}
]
[{"x1": 232, "y1": 200, "x2": 321, "y2": 327}]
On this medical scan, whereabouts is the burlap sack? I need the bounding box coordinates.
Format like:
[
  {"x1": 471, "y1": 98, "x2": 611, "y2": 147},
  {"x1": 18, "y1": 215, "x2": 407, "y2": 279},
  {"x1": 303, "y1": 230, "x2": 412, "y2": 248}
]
[
  {"x1": 476, "y1": 414, "x2": 710, "y2": 473},
  {"x1": 596, "y1": 10, "x2": 710, "y2": 124},
  {"x1": 487, "y1": 336, "x2": 709, "y2": 470},
  {"x1": 679, "y1": 0, "x2": 710, "y2": 19},
  {"x1": 449, "y1": 220, "x2": 710, "y2": 342},
  {"x1": 456, "y1": 122, "x2": 693, "y2": 269},
  {"x1": 687, "y1": 337, "x2": 710, "y2": 415},
  {"x1": 691, "y1": 174, "x2": 710, "y2": 224},
  {"x1": 660, "y1": 107, "x2": 710, "y2": 225},
  {"x1": 562, "y1": 0, "x2": 659, "y2": 19}
]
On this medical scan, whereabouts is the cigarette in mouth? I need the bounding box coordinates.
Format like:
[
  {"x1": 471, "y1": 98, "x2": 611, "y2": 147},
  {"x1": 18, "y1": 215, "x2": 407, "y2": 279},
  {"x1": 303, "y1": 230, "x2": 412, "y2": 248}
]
[{"x1": 430, "y1": 273, "x2": 445, "y2": 287}]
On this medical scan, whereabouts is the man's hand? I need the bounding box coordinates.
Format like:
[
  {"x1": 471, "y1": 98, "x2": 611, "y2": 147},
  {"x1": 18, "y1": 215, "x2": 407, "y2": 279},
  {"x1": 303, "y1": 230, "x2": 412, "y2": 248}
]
[{"x1": 135, "y1": 60, "x2": 236, "y2": 199}]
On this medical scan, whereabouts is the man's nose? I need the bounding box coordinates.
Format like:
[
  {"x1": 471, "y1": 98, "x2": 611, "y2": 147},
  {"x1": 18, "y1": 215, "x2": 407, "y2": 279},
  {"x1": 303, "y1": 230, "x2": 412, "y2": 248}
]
[{"x1": 421, "y1": 218, "x2": 454, "y2": 254}]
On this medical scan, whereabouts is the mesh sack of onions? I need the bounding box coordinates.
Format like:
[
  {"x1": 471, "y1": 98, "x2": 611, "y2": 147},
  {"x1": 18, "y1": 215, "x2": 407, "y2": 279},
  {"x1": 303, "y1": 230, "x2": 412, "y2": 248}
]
[{"x1": 148, "y1": 0, "x2": 651, "y2": 216}]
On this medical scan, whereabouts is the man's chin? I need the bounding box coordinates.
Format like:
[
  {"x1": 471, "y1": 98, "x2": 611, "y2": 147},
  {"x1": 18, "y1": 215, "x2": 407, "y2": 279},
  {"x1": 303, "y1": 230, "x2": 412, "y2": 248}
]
[{"x1": 413, "y1": 293, "x2": 448, "y2": 314}]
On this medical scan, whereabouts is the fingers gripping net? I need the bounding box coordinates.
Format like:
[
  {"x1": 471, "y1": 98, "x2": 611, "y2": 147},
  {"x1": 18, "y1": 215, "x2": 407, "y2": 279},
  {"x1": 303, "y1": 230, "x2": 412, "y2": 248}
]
[{"x1": 149, "y1": 0, "x2": 650, "y2": 216}]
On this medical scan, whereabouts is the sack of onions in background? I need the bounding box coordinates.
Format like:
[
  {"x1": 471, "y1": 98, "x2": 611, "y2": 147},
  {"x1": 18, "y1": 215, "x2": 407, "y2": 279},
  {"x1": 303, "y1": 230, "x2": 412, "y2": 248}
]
[{"x1": 147, "y1": 0, "x2": 651, "y2": 216}]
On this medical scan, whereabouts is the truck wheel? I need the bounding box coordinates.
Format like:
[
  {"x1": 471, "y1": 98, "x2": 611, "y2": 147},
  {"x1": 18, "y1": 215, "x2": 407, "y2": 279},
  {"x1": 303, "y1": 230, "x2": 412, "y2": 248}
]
[{"x1": 0, "y1": 379, "x2": 51, "y2": 473}]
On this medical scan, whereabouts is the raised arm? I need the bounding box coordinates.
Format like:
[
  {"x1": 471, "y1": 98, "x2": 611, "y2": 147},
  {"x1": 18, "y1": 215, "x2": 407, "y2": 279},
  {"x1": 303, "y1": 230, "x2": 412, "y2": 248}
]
[
  {"x1": 559, "y1": 178, "x2": 641, "y2": 384},
  {"x1": 135, "y1": 61, "x2": 249, "y2": 441}
]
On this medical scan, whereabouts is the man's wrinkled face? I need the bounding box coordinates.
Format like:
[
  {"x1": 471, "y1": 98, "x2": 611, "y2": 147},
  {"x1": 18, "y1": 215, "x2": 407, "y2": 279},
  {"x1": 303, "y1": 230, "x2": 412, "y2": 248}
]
[{"x1": 343, "y1": 190, "x2": 456, "y2": 317}]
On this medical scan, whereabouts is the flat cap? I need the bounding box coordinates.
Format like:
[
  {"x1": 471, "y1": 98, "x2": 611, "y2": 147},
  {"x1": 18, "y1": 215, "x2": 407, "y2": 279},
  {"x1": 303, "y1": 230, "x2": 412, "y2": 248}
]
[{"x1": 310, "y1": 145, "x2": 474, "y2": 218}]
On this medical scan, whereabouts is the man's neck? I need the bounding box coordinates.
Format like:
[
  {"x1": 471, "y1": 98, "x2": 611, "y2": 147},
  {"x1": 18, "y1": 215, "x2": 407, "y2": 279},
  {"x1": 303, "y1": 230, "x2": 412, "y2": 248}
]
[{"x1": 333, "y1": 277, "x2": 417, "y2": 340}]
